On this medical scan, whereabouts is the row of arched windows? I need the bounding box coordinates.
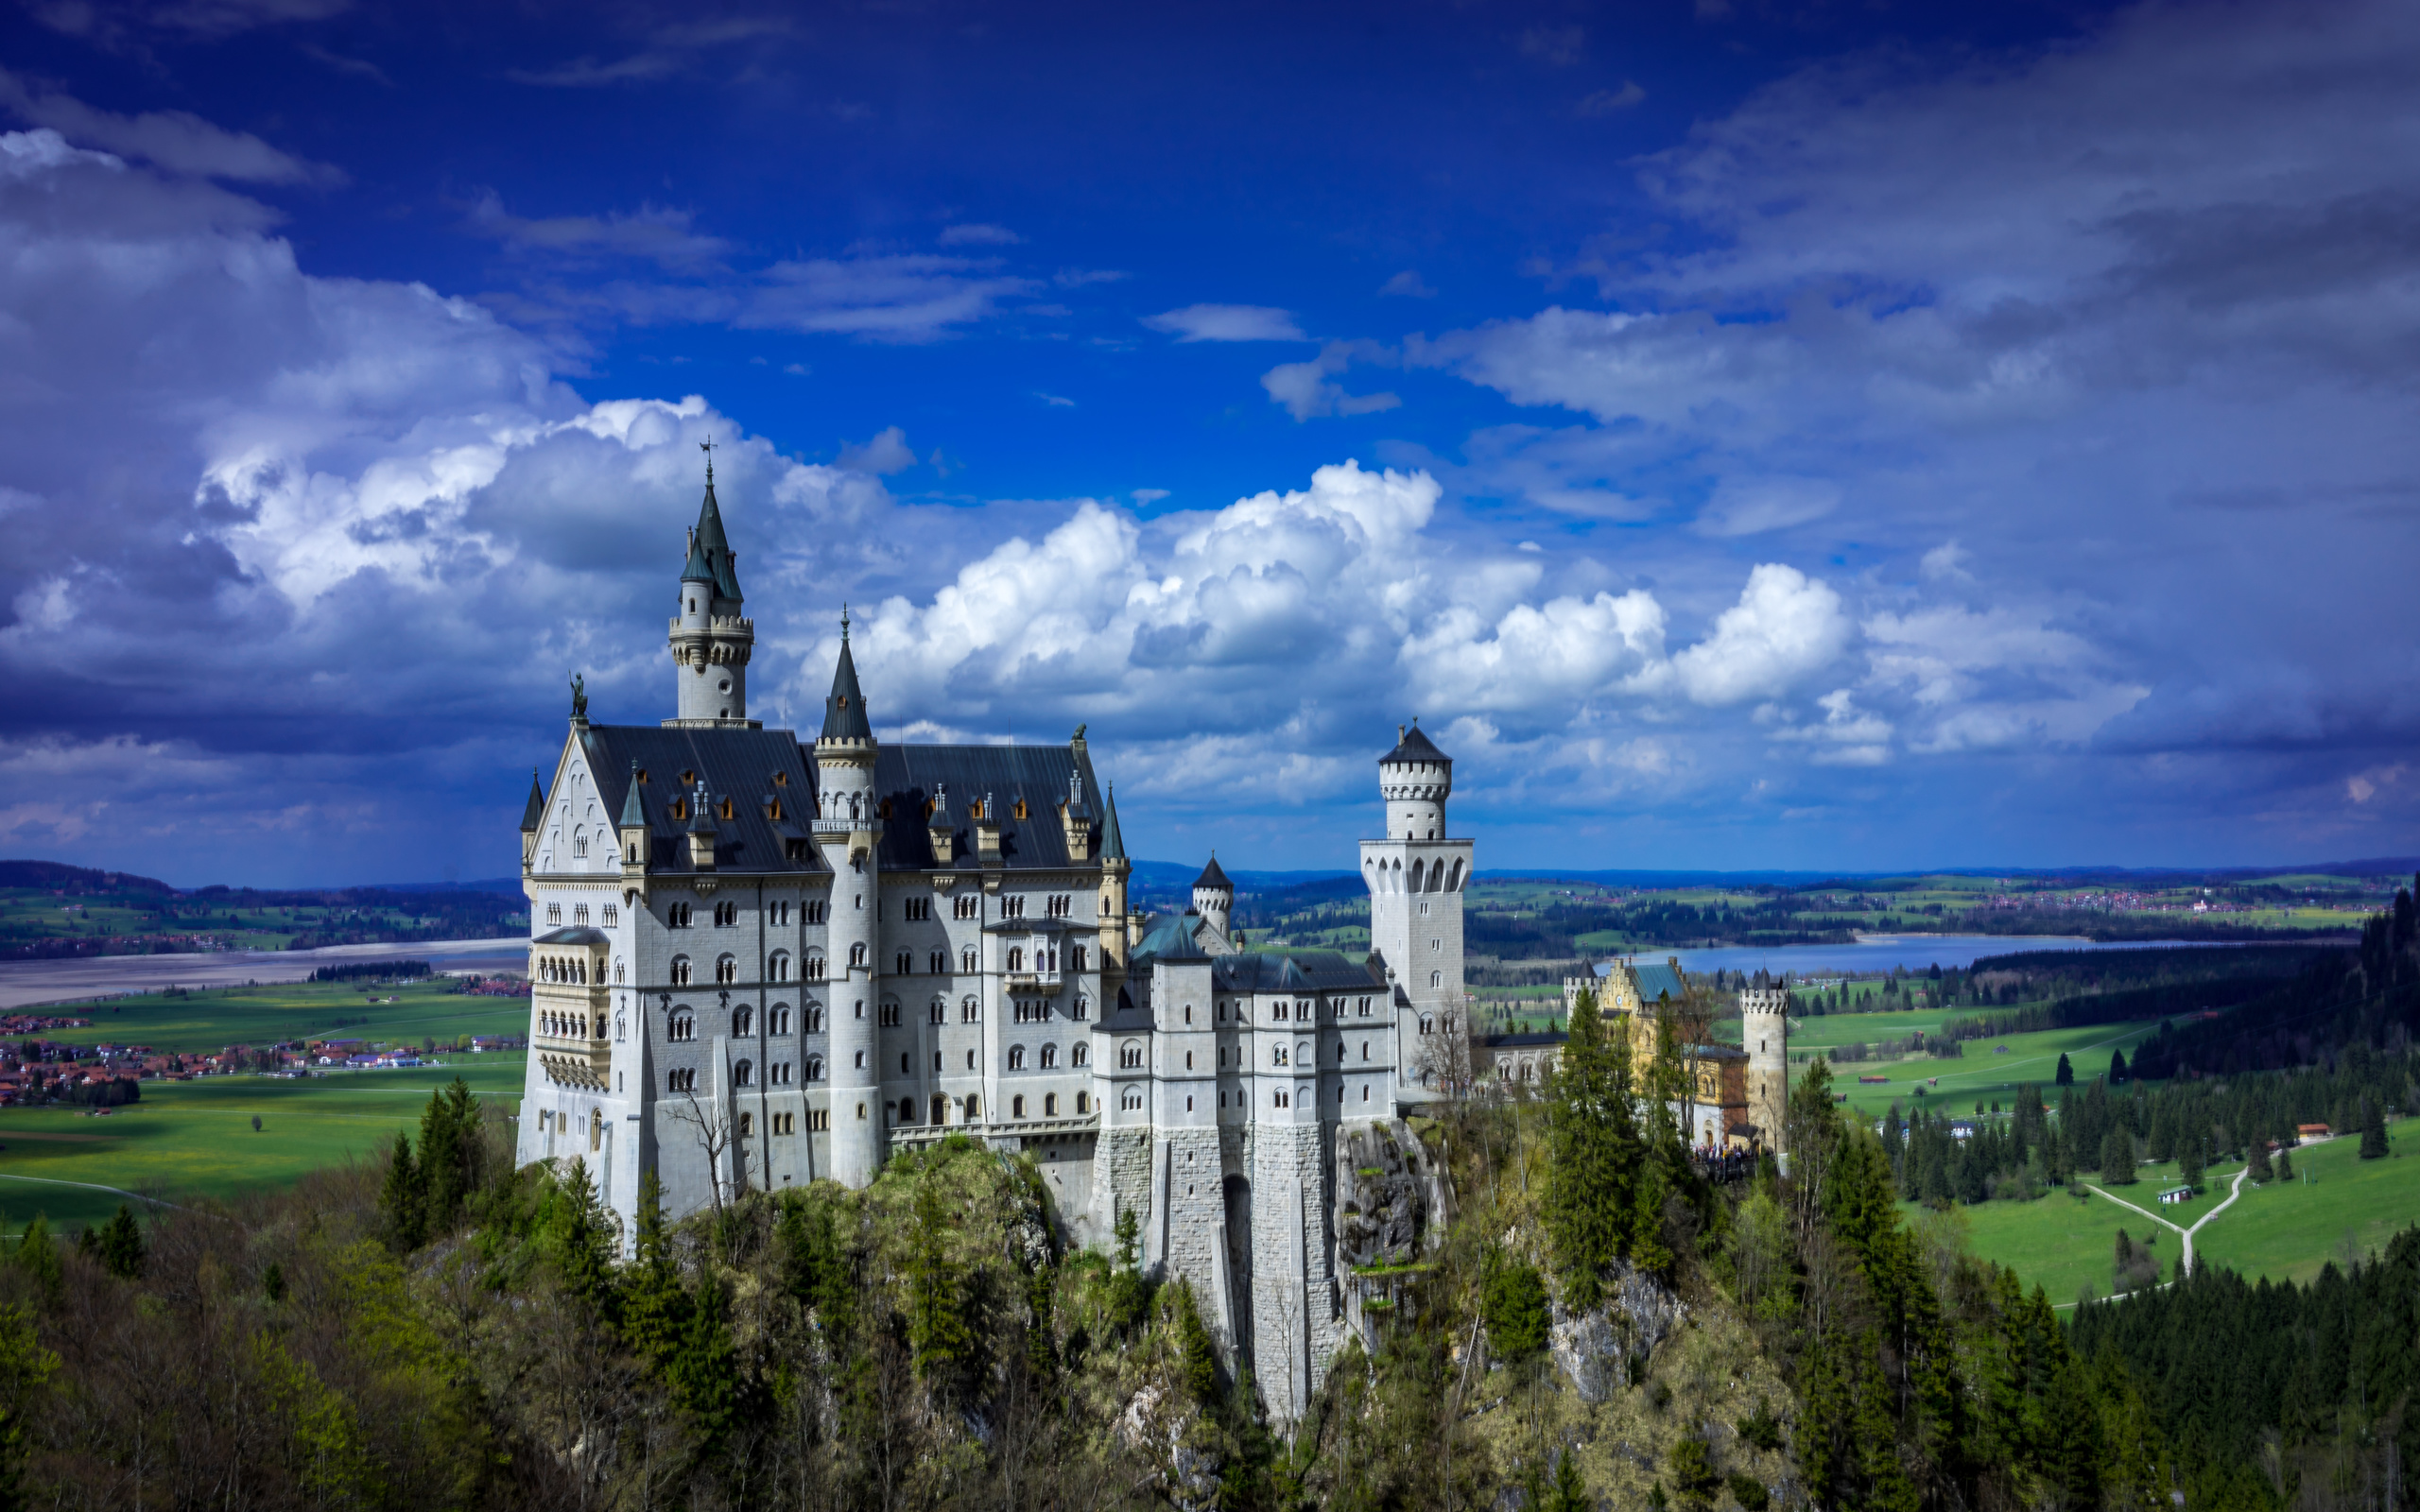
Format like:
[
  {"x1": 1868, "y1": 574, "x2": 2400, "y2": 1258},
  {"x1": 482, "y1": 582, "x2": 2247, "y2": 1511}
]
[{"x1": 1365, "y1": 854, "x2": 1467, "y2": 895}]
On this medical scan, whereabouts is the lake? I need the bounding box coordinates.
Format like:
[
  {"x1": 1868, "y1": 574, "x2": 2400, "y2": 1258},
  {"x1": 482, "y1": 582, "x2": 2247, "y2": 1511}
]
[{"x1": 1615, "y1": 935, "x2": 2280, "y2": 982}]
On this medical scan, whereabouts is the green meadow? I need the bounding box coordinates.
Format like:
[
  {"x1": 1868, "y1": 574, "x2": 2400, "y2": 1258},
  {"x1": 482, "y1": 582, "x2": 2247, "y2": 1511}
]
[
  {"x1": 0, "y1": 1056, "x2": 528, "y2": 1236},
  {"x1": 37, "y1": 976, "x2": 531, "y2": 1056},
  {"x1": 1742, "y1": 1006, "x2": 2171, "y2": 1121},
  {"x1": 1914, "y1": 1121, "x2": 2420, "y2": 1306}
]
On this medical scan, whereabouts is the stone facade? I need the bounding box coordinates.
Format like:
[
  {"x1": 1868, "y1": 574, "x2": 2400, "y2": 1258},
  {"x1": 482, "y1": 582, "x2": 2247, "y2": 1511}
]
[{"x1": 514, "y1": 471, "x2": 1460, "y2": 1425}]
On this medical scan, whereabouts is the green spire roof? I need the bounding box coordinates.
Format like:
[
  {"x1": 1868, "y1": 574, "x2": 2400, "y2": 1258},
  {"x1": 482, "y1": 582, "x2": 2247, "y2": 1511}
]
[
  {"x1": 820, "y1": 610, "x2": 873, "y2": 743},
  {"x1": 618, "y1": 763, "x2": 646, "y2": 828},
  {"x1": 1099, "y1": 782, "x2": 1126, "y2": 860},
  {"x1": 680, "y1": 528, "x2": 716, "y2": 584},
  {"x1": 519, "y1": 768, "x2": 545, "y2": 832}
]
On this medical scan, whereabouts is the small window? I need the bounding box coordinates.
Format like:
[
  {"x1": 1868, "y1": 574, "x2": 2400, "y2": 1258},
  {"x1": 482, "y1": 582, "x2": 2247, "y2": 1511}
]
[
  {"x1": 738, "y1": 1111, "x2": 753, "y2": 1136},
  {"x1": 1012, "y1": 799, "x2": 1028, "y2": 820},
  {"x1": 961, "y1": 946, "x2": 977, "y2": 971},
  {"x1": 716, "y1": 955, "x2": 737, "y2": 985},
  {"x1": 1044, "y1": 1092, "x2": 1058, "y2": 1116},
  {"x1": 603, "y1": 904, "x2": 618, "y2": 927},
  {"x1": 670, "y1": 956, "x2": 693, "y2": 986},
  {"x1": 1040, "y1": 1044, "x2": 1058, "y2": 1069},
  {"x1": 1012, "y1": 1094, "x2": 1027, "y2": 1118},
  {"x1": 806, "y1": 1056, "x2": 824, "y2": 1081},
  {"x1": 1076, "y1": 1091, "x2": 1089, "y2": 1114},
  {"x1": 769, "y1": 952, "x2": 790, "y2": 982},
  {"x1": 1073, "y1": 1043, "x2": 1089, "y2": 1067},
  {"x1": 896, "y1": 952, "x2": 912, "y2": 974},
  {"x1": 1009, "y1": 1044, "x2": 1026, "y2": 1070},
  {"x1": 546, "y1": 903, "x2": 562, "y2": 925}
]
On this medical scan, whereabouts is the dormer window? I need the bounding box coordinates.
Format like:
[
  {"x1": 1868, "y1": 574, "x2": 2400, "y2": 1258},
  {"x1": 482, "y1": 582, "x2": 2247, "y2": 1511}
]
[
  {"x1": 718, "y1": 799, "x2": 735, "y2": 821},
  {"x1": 773, "y1": 771, "x2": 788, "y2": 787},
  {"x1": 670, "y1": 798, "x2": 688, "y2": 821},
  {"x1": 680, "y1": 770, "x2": 696, "y2": 785},
  {"x1": 634, "y1": 768, "x2": 648, "y2": 784},
  {"x1": 1012, "y1": 798, "x2": 1029, "y2": 820}
]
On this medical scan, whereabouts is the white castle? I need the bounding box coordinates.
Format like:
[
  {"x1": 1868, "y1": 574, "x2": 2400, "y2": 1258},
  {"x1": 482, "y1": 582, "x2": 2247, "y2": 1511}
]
[{"x1": 513, "y1": 467, "x2": 1467, "y2": 1419}]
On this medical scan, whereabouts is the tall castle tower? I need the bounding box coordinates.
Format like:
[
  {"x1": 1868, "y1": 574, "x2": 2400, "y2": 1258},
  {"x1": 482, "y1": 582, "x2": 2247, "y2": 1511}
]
[
  {"x1": 816, "y1": 611, "x2": 883, "y2": 1186},
  {"x1": 1740, "y1": 973, "x2": 1790, "y2": 1153},
  {"x1": 666, "y1": 449, "x2": 756, "y2": 728},
  {"x1": 1359, "y1": 722, "x2": 1471, "y2": 1097}
]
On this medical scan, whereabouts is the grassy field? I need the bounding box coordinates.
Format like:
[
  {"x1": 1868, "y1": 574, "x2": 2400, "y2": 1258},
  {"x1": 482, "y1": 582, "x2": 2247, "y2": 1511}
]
[
  {"x1": 1792, "y1": 1011, "x2": 2170, "y2": 1121},
  {"x1": 0, "y1": 1056, "x2": 528, "y2": 1237},
  {"x1": 1926, "y1": 1120, "x2": 2420, "y2": 1305},
  {"x1": 42, "y1": 977, "x2": 530, "y2": 1055}
]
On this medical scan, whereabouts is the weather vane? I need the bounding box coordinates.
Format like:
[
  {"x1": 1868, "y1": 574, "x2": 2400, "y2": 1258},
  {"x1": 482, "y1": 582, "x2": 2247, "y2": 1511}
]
[{"x1": 700, "y1": 435, "x2": 715, "y2": 483}]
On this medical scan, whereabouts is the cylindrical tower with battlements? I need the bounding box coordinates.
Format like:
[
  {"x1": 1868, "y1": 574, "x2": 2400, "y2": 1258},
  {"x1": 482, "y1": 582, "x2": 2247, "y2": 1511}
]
[
  {"x1": 816, "y1": 613, "x2": 883, "y2": 1187},
  {"x1": 1378, "y1": 723, "x2": 1451, "y2": 840},
  {"x1": 1741, "y1": 978, "x2": 1789, "y2": 1153},
  {"x1": 1191, "y1": 855, "x2": 1233, "y2": 942}
]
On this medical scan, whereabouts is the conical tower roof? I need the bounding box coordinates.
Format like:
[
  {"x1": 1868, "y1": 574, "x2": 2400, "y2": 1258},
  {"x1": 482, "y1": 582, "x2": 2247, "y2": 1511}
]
[
  {"x1": 692, "y1": 456, "x2": 742, "y2": 600},
  {"x1": 618, "y1": 763, "x2": 646, "y2": 828},
  {"x1": 1099, "y1": 783, "x2": 1126, "y2": 861},
  {"x1": 1380, "y1": 721, "x2": 1449, "y2": 765},
  {"x1": 820, "y1": 610, "x2": 873, "y2": 744},
  {"x1": 1194, "y1": 853, "x2": 1231, "y2": 892},
  {"x1": 519, "y1": 769, "x2": 545, "y2": 833}
]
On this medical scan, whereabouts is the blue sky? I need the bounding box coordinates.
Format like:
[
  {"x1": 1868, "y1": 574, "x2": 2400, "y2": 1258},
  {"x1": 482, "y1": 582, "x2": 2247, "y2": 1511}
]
[{"x1": 2, "y1": 0, "x2": 2417, "y2": 887}]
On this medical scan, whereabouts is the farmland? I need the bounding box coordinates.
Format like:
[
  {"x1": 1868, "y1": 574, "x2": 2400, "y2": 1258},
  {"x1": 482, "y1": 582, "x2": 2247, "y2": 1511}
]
[
  {"x1": 1920, "y1": 1121, "x2": 2420, "y2": 1305},
  {"x1": 33, "y1": 975, "x2": 531, "y2": 1057},
  {"x1": 0, "y1": 1056, "x2": 528, "y2": 1237}
]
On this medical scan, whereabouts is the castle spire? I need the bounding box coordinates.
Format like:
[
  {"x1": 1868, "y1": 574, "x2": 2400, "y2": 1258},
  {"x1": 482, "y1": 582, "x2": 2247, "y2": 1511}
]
[
  {"x1": 820, "y1": 610, "x2": 873, "y2": 744},
  {"x1": 1099, "y1": 782, "x2": 1126, "y2": 860},
  {"x1": 519, "y1": 767, "x2": 545, "y2": 833}
]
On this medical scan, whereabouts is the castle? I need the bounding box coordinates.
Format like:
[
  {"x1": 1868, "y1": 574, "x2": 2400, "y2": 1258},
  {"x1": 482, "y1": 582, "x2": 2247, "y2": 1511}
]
[{"x1": 513, "y1": 467, "x2": 1469, "y2": 1421}]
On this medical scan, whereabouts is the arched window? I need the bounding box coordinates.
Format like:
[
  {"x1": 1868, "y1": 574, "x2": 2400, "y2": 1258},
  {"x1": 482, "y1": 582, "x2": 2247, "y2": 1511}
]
[
  {"x1": 1040, "y1": 1043, "x2": 1058, "y2": 1068},
  {"x1": 1071, "y1": 945, "x2": 1087, "y2": 971},
  {"x1": 1121, "y1": 1089, "x2": 1143, "y2": 1110},
  {"x1": 929, "y1": 998, "x2": 946, "y2": 1024},
  {"x1": 805, "y1": 1004, "x2": 824, "y2": 1033},
  {"x1": 716, "y1": 955, "x2": 737, "y2": 985},
  {"x1": 929, "y1": 950, "x2": 946, "y2": 973},
  {"x1": 1044, "y1": 1092, "x2": 1058, "y2": 1116},
  {"x1": 849, "y1": 942, "x2": 868, "y2": 969},
  {"x1": 1420, "y1": 1016, "x2": 1434, "y2": 1036},
  {"x1": 805, "y1": 1056, "x2": 824, "y2": 1081},
  {"x1": 1430, "y1": 971, "x2": 1443, "y2": 989},
  {"x1": 1120, "y1": 1041, "x2": 1143, "y2": 1069},
  {"x1": 931, "y1": 1094, "x2": 947, "y2": 1125},
  {"x1": 715, "y1": 901, "x2": 738, "y2": 927},
  {"x1": 670, "y1": 1012, "x2": 695, "y2": 1042},
  {"x1": 734, "y1": 1059, "x2": 753, "y2": 1087},
  {"x1": 1072, "y1": 1043, "x2": 1089, "y2": 1067},
  {"x1": 898, "y1": 1098, "x2": 916, "y2": 1125},
  {"x1": 961, "y1": 946, "x2": 977, "y2": 971},
  {"x1": 1009, "y1": 1044, "x2": 1026, "y2": 1070},
  {"x1": 961, "y1": 997, "x2": 980, "y2": 1023},
  {"x1": 670, "y1": 956, "x2": 692, "y2": 986},
  {"x1": 1361, "y1": 1040, "x2": 1371, "y2": 1060},
  {"x1": 896, "y1": 952, "x2": 912, "y2": 974},
  {"x1": 734, "y1": 1006, "x2": 753, "y2": 1037},
  {"x1": 1011, "y1": 1095, "x2": 1026, "y2": 1119},
  {"x1": 965, "y1": 1094, "x2": 979, "y2": 1120},
  {"x1": 806, "y1": 953, "x2": 825, "y2": 981},
  {"x1": 771, "y1": 1005, "x2": 790, "y2": 1035},
  {"x1": 668, "y1": 902, "x2": 693, "y2": 928},
  {"x1": 769, "y1": 952, "x2": 790, "y2": 982},
  {"x1": 1008, "y1": 947, "x2": 1025, "y2": 972},
  {"x1": 1076, "y1": 1091, "x2": 1090, "y2": 1114}
]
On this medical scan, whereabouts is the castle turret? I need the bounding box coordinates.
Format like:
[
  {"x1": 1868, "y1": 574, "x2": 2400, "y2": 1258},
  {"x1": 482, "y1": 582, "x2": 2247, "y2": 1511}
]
[
  {"x1": 666, "y1": 450, "x2": 756, "y2": 728},
  {"x1": 814, "y1": 610, "x2": 883, "y2": 1187},
  {"x1": 1360, "y1": 721, "x2": 1471, "y2": 1101},
  {"x1": 1191, "y1": 854, "x2": 1233, "y2": 944},
  {"x1": 1378, "y1": 721, "x2": 1450, "y2": 840},
  {"x1": 1741, "y1": 972, "x2": 1790, "y2": 1153},
  {"x1": 1098, "y1": 783, "x2": 1130, "y2": 970}
]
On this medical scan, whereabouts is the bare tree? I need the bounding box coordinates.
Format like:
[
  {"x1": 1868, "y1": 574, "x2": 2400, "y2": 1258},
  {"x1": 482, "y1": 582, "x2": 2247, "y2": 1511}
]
[
  {"x1": 666, "y1": 1086, "x2": 738, "y2": 1224},
  {"x1": 1410, "y1": 998, "x2": 1478, "y2": 1104}
]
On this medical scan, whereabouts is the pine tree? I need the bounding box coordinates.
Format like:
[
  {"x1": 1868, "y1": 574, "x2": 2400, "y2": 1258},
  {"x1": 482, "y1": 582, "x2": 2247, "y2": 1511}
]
[
  {"x1": 380, "y1": 1131, "x2": 425, "y2": 1252},
  {"x1": 1173, "y1": 1282, "x2": 1219, "y2": 1404},
  {"x1": 1543, "y1": 1445, "x2": 1592, "y2": 1512},
  {"x1": 1481, "y1": 1255, "x2": 1547, "y2": 1363},
  {"x1": 670, "y1": 1274, "x2": 740, "y2": 1447},
  {"x1": 2108, "y1": 1048, "x2": 2128, "y2": 1084},
  {"x1": 548, "y1": 1157, "x2": 616, "y2": 1319},
  {"x1": 2177, "y1": 1138, "x2": 2204, "y2": 1192},
  {"x1": 2360, "y1": 1094, "x2": 2389, "y2": 1160},
  {"x1": 11, "y1": 1217, "x2": 60, "y2": 1307},
  {"x1": 2056, "y1": 1053, "x2": 2074, "y2": 1086},
  {"x1": 95, "y1": 1204, "x2": 144, "y2": 1280},
  {"x1": 904, "y1": 1173, "x2": 970, "y2": 1383},
  {"x1": 621, "y1": 1169, "x2": 689, "y2": 1367},
  {"x1": 2246, "y1": 1136, "x2": 2273, "y2": 1183},
  {"x1": 1542, "y1": 988, "x2": 1638, "y2": 1308},
  {"x1": 2100, "y1": 1126, "x2": 2136, "y2": 1185},
  {"x1": 2276, "y1": 1147, "x2": 2294, "y2": 1181}
]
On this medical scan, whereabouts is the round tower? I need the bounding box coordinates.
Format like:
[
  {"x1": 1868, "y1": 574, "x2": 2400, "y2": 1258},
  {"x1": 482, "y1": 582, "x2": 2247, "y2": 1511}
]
[
  {"x1": 814, "y1": 610, "x2": 883, "y2": 1188},
  {"x1": 1191, "y1": 854, "x2": 1233, "y2": 941},
  {"x1": 1378, "y1": 722, "x2": 1451, "y2": 840},
  {"x1": 1740, "y1": 972, "x2": 1790, "y2": 1154},
  {"x1": 667, "y1": 450, "x2": 755, "y2": 727}
]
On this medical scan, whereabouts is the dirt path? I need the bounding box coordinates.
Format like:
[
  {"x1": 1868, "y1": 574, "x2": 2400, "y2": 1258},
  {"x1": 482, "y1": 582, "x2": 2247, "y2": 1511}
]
[{"x1": 2083, "y1": 1163, "x2": 2250, "y2": 1276}]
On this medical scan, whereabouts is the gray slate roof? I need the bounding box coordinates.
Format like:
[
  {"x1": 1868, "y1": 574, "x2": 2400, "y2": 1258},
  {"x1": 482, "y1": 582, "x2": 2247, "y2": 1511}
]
[
  {"x1": 533, "y1": 926, "x2": 611, "y2": 946},
  {"x1": 691, "y1": 473, "x2": 742, "y2": 600},
  {"x1": 1212, "y1": 949, "x2": 1382, "y2": 993},
  {"x1": 1194, "y1": 854, "x2": 1231, "y2": 891},
  {"x1": 564, "y1": 726, "x2": 1115, "y2": 879},
  {"x1": 1380, "y1": 723, "x2": 1450, "y2": 765},
  {"x1": 821, "y1": 635, "x2": 873, "y2": 743}
]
